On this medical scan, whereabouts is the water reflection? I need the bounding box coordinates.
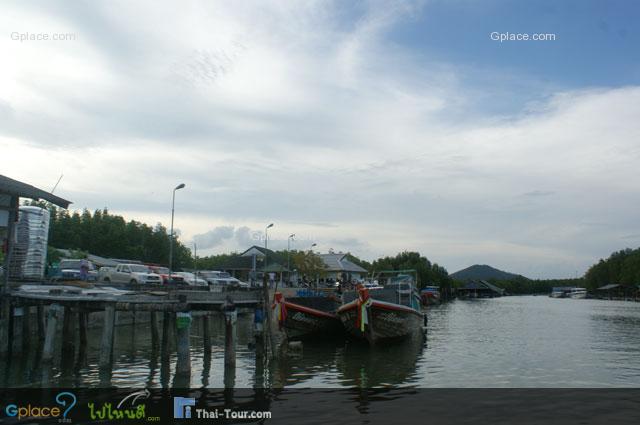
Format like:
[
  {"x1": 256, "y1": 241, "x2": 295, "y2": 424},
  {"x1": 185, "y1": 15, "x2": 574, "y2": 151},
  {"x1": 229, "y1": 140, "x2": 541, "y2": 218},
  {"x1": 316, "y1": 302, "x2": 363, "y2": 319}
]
[{"x1": 1, "y1": 297, "x2": 640, "y2": 388}]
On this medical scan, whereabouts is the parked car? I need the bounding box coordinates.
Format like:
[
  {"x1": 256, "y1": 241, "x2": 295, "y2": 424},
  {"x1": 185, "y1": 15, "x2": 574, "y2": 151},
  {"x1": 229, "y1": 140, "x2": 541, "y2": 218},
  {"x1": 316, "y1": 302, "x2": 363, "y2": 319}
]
[
  {"x1": 197, "y1": 270, "x2": 231, "y2": 282},
  {"x1": 101, "y1": 263, "x2": 162, "y2": 285},
  {"x1": 50, "y1": 259, "x2": 98, "y2": 282},
  {"x1": 196, "y1": 271, "x2": 249, "y2": 290},
  {"x1": 147, "y1": 265, "x2": 186, "y2": 285},
  {"x1": 98, "y1": 266, "x2": 113, "y2": 282},
  {"x1": 175, "y1": 272, "x2": 207, "y2": 287}
]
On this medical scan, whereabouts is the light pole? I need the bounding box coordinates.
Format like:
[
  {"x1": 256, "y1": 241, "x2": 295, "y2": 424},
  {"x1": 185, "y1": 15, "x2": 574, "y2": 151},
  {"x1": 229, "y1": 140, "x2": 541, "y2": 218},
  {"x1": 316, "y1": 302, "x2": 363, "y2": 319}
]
[
  {"x1": 287, "y1": 233, "x2": 295, "y2": 285},
  {"x1": 169, "y1": 183, "x2": 185, "y2": 281},
  {"x1": 309, "y1": 243, "x2": 317, "y2": 288},
  {"x1": 264, "y1": 223, "x2": 274, "y2": 278}
]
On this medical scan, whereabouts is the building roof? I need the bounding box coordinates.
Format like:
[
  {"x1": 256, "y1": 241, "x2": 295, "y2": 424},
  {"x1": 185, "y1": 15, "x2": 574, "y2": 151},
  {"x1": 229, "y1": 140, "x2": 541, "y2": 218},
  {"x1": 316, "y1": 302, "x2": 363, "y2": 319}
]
[
  {"x1": 459, "y1": 280, "x2": 505, "y2": 294},
  {"x1": 319, "y1": 253, "x2": 367, "y2": 273},
  {"x1": 262, "y1": 263, "x2": 288, "y2": 273},
  {"x1": 0, "y1": 174, "x2": 71, "y2": 208},
  {"x1": 597, "y1": 284, "x2": 622, "y2": 290}
]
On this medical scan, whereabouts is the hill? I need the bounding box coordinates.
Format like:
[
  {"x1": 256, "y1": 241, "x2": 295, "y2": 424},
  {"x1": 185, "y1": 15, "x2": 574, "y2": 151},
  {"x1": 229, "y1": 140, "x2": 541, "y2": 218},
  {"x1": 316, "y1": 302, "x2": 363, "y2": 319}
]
[{"x1": 450, "y1": 264, "x2": 526, "y2": 281}]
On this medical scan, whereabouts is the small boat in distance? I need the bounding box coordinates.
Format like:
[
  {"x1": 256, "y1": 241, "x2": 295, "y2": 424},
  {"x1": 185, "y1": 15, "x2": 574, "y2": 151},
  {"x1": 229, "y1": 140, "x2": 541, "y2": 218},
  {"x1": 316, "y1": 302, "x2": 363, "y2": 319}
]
[
  {"x1": 338, "y1": 271, "x2": 425, "y2": 345},
  {"x1": 420, "y1": 286, "x2": 441, "y2": 305},
  {"x1": 568, "y1": 287, "x2": 588, "y2": 299},
  {"x1": 273, "y1": 291, "x2": 343, "y2": 340}
]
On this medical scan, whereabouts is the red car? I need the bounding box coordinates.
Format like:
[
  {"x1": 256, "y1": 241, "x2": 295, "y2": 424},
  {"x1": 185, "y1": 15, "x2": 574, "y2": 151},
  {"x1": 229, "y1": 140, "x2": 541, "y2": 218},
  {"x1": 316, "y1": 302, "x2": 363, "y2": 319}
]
[{"x1": 147, "y1": 265, "x2": 186, "y2": 285}]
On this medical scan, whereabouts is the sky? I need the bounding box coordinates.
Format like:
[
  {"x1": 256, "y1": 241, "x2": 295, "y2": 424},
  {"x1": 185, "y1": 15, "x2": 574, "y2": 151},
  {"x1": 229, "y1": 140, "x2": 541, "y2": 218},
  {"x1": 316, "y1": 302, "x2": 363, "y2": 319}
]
[{"x1": 1, "y1": 0, "x2": 639, "y2": 279}]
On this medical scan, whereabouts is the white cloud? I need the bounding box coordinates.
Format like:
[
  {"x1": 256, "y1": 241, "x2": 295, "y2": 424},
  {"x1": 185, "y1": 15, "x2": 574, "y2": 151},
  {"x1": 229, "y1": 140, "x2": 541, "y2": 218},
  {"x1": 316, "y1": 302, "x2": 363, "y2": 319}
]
[{"x1": 2, "y1": 1, "x2": 639, "y2": 278}]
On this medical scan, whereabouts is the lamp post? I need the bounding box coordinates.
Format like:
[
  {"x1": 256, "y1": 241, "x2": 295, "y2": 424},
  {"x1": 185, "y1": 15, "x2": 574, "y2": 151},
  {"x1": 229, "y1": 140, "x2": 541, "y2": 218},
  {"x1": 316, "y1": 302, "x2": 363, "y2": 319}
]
[
  {"x1": 169, "y1": 183, "x2": 185, "y2": 281},
  {"x1": 309, "y1": 243, "x2": 317, "y2": 288},
  {"x1": 264, "y1": 223, "x2": 274, "y2": 278},
  {"x1": 287, "y1": 233, "x2": 295, "y2": 285}
]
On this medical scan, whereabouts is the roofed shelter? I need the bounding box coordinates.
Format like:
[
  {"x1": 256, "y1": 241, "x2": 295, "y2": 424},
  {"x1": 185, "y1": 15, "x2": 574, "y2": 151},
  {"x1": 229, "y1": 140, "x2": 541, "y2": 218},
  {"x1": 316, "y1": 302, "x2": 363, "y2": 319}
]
[
  {"x1": 1, "y1": 174, "x2": 72, "y2": 292},
  {"x1": 457, "y1": 280, "x2": 505, "y2": 298},
  {"x1": 596, "y1": 283, "x2": 637, "y2": 300}
]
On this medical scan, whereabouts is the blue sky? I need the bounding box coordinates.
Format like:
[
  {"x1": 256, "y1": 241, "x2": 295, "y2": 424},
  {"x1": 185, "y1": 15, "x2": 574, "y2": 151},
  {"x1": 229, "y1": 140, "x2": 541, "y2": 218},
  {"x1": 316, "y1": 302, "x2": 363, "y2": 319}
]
[
  {"x1": 1, "y1": 0, "x2": 639, "y2": 278},
  {"x1": 392, "y1": 0, "x2": 639, "y2": 86}
]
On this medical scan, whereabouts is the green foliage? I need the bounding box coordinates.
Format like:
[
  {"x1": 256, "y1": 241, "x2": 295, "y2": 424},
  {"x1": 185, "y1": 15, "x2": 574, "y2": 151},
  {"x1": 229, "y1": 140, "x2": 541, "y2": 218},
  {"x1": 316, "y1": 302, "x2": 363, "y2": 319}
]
[
  {"x1": 46, "y1": 246, "x2": 62, "y2": 264},
  {"x1": 345, "y1": 253, "x2": 372, "y2": 271},
  {"x1": 291, "y1": 250, "x2": 326, "y2": 279},
  {"x1": 370, "y1": 251, "x2": 452, "y2": 290},
  {"x1": 23, "y1": 200, "x2": 192, "y2": 269},
  {"x1": 584, "y1": 248, "x2": 640, "y2": 290}
]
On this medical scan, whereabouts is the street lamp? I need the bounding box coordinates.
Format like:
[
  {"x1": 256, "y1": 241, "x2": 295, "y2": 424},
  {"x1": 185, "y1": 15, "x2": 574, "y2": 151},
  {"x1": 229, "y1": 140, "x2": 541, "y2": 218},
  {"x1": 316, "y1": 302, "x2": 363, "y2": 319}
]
[
  {"x1": 287, "y1": 233, "x2": 295, "y2": 285},
  {"x1": 264, "y1": 223, "x2": 274, "y2": 279},
  {"x1": 169, "y1": 183, "x2": 185, "y2": 281}
]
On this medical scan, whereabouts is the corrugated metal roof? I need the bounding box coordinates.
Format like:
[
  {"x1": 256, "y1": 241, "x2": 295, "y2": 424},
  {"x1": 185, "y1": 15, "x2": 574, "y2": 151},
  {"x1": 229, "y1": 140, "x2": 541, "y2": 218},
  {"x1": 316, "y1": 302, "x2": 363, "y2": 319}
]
[
  {"x1": 0, "y1": 174, "x2": 71, "y2": 208},
  {"x1": 597, "y1": 284, "x2": 622, "y2": 290},
  {"x1": 319, "y1": 253, "x2": 367, "y2": 273}
]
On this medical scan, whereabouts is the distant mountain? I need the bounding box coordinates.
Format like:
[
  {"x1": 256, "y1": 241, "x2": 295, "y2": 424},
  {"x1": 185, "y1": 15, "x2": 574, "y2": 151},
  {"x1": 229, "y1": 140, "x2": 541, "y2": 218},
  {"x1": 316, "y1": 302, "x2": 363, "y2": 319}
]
[{"x1": 450, "y1": 264, "x2": 526, "y2": 281}]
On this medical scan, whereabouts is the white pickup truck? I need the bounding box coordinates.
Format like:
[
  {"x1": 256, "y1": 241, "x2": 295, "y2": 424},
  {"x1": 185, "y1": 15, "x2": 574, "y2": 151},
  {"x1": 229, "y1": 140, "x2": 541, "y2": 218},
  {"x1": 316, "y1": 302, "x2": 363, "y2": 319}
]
[{"x1": 102, "y1": 263, "x2": 163, "y2": 285}]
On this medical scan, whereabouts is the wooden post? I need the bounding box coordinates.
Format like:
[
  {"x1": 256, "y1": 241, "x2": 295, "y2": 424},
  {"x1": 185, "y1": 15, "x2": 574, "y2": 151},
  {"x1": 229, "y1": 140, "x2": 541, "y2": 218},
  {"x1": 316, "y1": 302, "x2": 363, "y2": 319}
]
[
  {"x1": 12, "y1": 306, "x2": 24, "y2": 353},
  {"x1": 150, "y1": 311, "x2": 160, "y2": 349},
  {"x1": 42, "y1": 304, "x2": 63, "y2": 363},
  {"x1": 0, "y1": 298, "x2": 11, "y2": 355},
  {"x1": 77, "y1": 311, "x2": 88, "y2": 366},
  {"x1": 175, "y1": 311, "x2": 192, "y2": 375},
  {"x1": 61, "y1": 306, "x2": 76, "y2": 360},
  {"x1": 261, "y1": 274, "x2": 274, "y2": 357},
  {"x1": 161, "y1": 312, "x2": 170, "y2": 359},
  {"x1": 202, "y1": 314, "x2": 211, "y2": 351},
  {"x1": 22, "y1": 306, "x2": 32, "y2": 350},
  {"x1": 99, "y1": 303, "x2": 116, "y2": 368},
  {"x1": 37, "y1": 305, "x2": 45, "y2": 341},
  {"x1": 223, "y1": 299, "x2": 237, "y2": 368}
]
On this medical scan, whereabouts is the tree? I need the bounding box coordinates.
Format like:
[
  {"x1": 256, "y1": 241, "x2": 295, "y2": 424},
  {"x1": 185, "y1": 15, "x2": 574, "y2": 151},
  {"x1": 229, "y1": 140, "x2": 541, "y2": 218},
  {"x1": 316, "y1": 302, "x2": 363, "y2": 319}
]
[
  {"x1": 370, "y1": 251, "x2": 452, "y2": 291},
  {"x1": 291, "y1": 250, "x2": 326, "y2": 282},
  {"x1": 22, "y1": 200, "x2": 193, "y2": 269}
]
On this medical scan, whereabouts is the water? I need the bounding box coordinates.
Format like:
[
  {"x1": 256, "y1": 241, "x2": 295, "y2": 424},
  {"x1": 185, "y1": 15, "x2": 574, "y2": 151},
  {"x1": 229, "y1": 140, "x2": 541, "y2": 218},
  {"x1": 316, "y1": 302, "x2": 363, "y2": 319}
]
[{"x1": 2, "y1": 296, "x2": 640, "y2": 388}]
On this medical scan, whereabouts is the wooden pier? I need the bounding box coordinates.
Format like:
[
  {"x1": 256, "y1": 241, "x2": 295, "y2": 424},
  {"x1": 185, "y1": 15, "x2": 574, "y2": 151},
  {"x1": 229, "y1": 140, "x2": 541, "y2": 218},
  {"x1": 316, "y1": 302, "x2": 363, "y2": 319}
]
[{"x1": 0, "y1": 283, "x2": 281, "y2": 383}]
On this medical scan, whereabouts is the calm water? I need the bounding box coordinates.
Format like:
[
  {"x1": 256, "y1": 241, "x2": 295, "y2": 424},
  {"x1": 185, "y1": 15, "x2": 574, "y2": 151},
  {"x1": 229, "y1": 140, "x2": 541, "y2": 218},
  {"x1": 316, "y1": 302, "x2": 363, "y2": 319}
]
[{"x1": 2, "y1": 296, "x2": 640, "y2": 388}]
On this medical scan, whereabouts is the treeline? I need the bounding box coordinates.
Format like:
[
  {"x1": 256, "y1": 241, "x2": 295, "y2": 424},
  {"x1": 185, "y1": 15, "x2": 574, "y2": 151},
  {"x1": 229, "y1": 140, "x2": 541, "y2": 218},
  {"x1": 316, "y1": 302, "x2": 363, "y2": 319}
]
[
  {"x1": 195, "y1": 249, "x2": 451, "y2": 290},
  {"x1": 25, "y1": 201, "x2": 193, "y2": 268},
  {"x1": 368, "y1": 251, "x2": 452, "y2": 291},
  {"x1": 474, "y1": 277, "x2": 585, "y2": 295},
  {"x1": 584, "y1": 248, "x2": 640, "y2": 290}
]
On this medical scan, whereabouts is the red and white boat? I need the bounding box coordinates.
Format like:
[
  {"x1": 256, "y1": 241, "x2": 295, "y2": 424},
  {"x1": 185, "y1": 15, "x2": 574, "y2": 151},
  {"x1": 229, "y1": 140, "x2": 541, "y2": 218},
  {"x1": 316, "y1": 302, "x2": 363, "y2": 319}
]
[
  {"x1": 337, "y1": 273, "x2": 425, "y2": 344},
  {"x1": 273, "y1": 292, "x2": 343, "y2": 340}
]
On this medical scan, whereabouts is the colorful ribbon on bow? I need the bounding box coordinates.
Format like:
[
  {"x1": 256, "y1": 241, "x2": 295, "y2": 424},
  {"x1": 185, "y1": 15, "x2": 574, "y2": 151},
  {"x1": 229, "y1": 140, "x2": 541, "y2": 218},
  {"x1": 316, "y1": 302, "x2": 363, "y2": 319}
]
[
  {"x1": 355, "y1": 286, "x2": 371, "y2": 332},
  {"x1": 272, "y1": 292, "x2": 288, "y2": 329}
]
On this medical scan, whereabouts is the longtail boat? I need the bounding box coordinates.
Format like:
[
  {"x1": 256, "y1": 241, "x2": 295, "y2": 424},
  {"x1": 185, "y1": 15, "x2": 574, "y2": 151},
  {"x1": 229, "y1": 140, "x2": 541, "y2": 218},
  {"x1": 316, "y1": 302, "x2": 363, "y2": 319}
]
[
  {"x1": 273, "y1": 291, "x2": 343, "y2": 340},
  {"x1": 337, "y1": 272, "x2": 425, "y2": 344}
]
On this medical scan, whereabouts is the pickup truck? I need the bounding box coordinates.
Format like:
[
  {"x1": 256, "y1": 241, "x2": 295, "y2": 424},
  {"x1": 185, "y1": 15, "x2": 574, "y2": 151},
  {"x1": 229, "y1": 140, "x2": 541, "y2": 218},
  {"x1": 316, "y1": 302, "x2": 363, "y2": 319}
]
[
  {"x1": 50, "y1": 259, "x2": 98, "y2": 282},
  {"x1": 102, "y1": 263, "x2": 163, "y2": 285}
]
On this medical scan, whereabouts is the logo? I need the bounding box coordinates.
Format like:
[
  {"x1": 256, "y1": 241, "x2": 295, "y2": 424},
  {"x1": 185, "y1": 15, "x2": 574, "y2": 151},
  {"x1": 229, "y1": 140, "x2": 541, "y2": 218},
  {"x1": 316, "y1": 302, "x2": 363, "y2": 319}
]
[
  {"x1": 87, "y1": 389, "x2": 157, "y2": 421},
  {"x1": 5, "y1": 391, "x2": 76, "y2": 422},
  {"x1": 173, "y1": 397, "x2": 195, "y2": 419}
]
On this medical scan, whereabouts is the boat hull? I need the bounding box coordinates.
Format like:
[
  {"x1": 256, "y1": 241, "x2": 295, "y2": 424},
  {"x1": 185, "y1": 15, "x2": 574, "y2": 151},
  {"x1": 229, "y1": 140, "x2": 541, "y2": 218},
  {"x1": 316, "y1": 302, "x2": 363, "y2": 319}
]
[
  {"x1": 282, "y1": 298, "x2": 343, "y2": 340},
  {"x1": 338, "y1": 299, "x2": 424, "y2": 344}
]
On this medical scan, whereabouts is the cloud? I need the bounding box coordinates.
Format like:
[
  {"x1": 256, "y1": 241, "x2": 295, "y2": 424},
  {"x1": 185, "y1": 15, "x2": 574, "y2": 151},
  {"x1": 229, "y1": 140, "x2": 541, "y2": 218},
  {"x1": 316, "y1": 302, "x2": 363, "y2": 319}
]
[
  {"x1": 522, "y1": 190, "x2": 555, "y2": 197},
  {"x1": 192, "y1": 226, "x2": 234, "y2": 250},
  {"x1": 2, "y1": 1, "x2": 639, "y2": 278}
]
